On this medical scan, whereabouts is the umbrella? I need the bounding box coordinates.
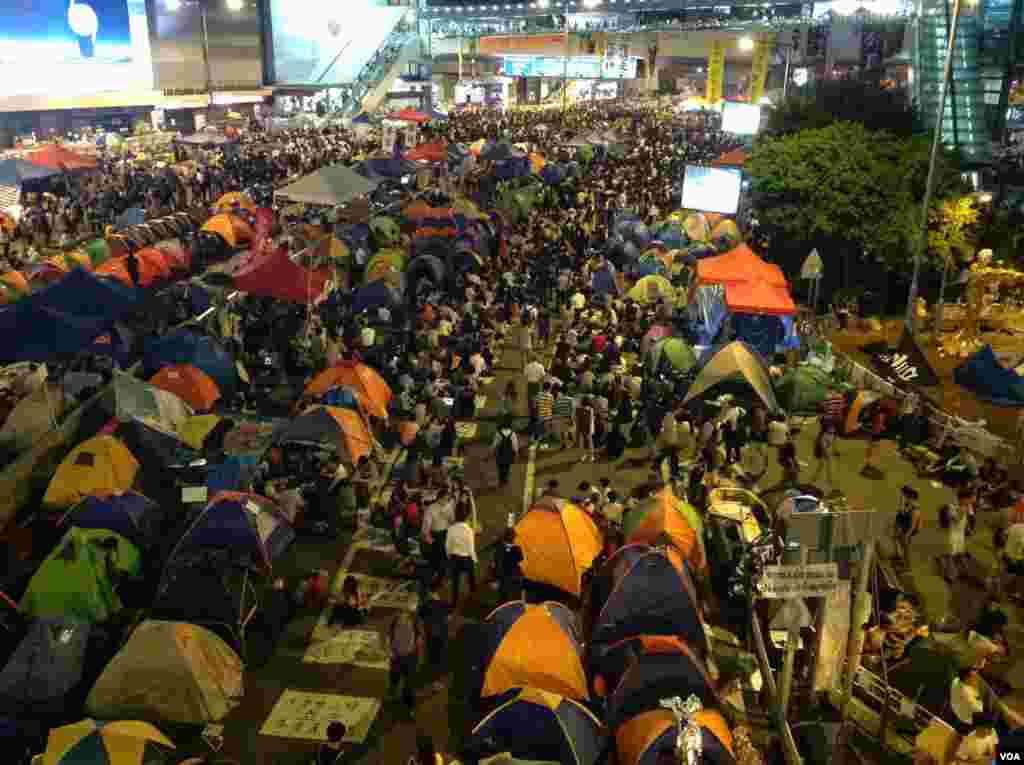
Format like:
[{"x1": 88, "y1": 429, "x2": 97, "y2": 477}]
[
  {"x1": 304, "y1": 361, "x2": 392, "y2": 418},
  {"x1": 643, "y1": 325, "x2": 672, "y2": 344},
  {"x1": 42, "y1": 719, "x2": 175, "y2": 765}
]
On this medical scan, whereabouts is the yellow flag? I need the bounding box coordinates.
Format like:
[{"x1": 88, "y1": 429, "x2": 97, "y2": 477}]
[
  {"x1": 706, "y1": 40, "x2": 725, "y2": 103},
  {"x1": 750, "y1": 35, "x2": 776, "y2": 105}
]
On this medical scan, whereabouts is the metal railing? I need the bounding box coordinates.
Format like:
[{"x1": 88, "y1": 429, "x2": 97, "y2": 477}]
[{"x1": 344, "y1": 29, "x2": 419, "y2": 116}]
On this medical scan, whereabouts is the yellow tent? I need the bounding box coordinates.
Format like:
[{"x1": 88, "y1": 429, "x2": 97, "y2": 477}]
[
  {"x1": 515, "y1": 497, "x2": 602, "y2": 597},
  {"x1": 43, "y1": 719, "x2": 174, "y2": 765},
  {"x1": 176, "y1": 414, "x2": 223, "y2": 451},
  {"x1": 43, "y1": 436, "x2": 140, "y2": 509},
  {"x1": 627, "y1": 274, "x2": 675, "y2": 304}
]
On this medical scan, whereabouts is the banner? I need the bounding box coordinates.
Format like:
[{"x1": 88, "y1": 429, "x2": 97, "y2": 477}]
[
  {"x1": 861, "y1": 330, "x2": 940, "y2": 387},
  {"x1": 750, "y1": 35, "x2": 775, "y2": 105},
  {"x1": 706, "y1": 40, "x2": 725, "y2": 103}
]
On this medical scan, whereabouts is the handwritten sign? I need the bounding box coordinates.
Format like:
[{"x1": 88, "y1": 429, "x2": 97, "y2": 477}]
[
  {"x1": 260, "y1": 691, "x2": 380, "y2": 743},
  {"x1": 757, "y1": 563, "x2": 839, "y2": 598}
]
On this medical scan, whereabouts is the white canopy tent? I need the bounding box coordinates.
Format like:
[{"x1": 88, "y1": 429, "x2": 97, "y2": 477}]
[{"x1": 274, "y1": 164, "x2": 380, "y2": 207}]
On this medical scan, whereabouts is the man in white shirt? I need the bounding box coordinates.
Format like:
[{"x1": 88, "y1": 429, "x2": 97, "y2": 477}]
[
  {"x1": 445, "y1": 504, "x2": 477, "y2": 608},
  {"x1": 421, "y1": 490, "x2": 455, "y2": 581},
  {"x1": 571, "y1": 290, "x2": 586, "y2": 312},
  {"x1": 950, "y1": 667, "x2": 984, "y2": 731},
  {"x1": 524, "y1": 358, "x2": 546, "y2": 411}
]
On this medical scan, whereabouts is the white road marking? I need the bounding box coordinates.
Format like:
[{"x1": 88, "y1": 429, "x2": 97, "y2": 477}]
[{"x1": 523, "y1": 443, "x2": 538, "y2": 513}]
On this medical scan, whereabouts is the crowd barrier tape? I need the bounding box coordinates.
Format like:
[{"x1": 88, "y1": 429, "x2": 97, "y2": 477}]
[{"x1": 833, "y1": 350, "x2": 1013, "y2": 461}]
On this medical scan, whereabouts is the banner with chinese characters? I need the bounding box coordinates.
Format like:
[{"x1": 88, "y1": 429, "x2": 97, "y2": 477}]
[
  {"x1": 706, "y1": 40, "x2": 725, "y2": 103},
  {"x1": 750, "y1": 35, "x2": 776, "y2": 105}
]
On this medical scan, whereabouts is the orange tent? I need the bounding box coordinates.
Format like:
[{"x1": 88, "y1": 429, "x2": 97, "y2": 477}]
[
  {"x1": 406, "y1": 140, "x2": 448, "y2": 163},
  {"x1": 695, "y1": 243, "x2": 787, "y2": 288},
  {"x1": 0, "y1": 271, "x2": 30, "y2": 295},
  {"x1": 134, "y1": 248, "x2": 172, "y2": 281},
  {"x1": 304, "y1": 361, "x2": 392, "y2": 418},
  {"x1": 724, "y1": 279, "x2": 798, "y2": 316},
  {"x1": 94, "y1": 259, "x2": 133, "y2": 287},
  {"x1": 95, "y1": 253, "x2": 166, "y2": 288},
  {"x1": 624, "y1": 487, "x2": 706, "y2": 571},
  {"x1": 202, "y1": 214, "x2": 254, "y2": 248},
  {"x1": 150, "y1": 364, "x2": 221, "y2": 412},
  {"x1": 712, "y1": 147, "x2": 747, "y2": 167}
]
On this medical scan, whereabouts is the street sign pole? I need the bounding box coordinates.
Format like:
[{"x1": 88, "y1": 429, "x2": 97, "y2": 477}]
[
  {"x1": 751, "y1": 610, "x2": 803, "y2": 765},
  {"x1": 837, "y1": 540, "x2": 876, "y2": 763}
]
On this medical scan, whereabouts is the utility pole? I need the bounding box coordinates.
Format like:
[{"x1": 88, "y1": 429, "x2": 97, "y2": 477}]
[
  {"x1": 836, "y1": 540, "x2": 876, "y2": 762},
  {"x1": 199, "y1": 0, "x2": 214, "y2": 105},
  {"x1": 906, "y1": 0, "x2": 966, "y2": 332},
  {"x1": 562, "y1": 0, "x2": 570, "y2": 114}
]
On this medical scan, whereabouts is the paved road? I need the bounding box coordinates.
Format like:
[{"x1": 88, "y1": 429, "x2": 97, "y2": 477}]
[{"x1": 206, "y1": 336, "x2": 1024, "y2": 765}]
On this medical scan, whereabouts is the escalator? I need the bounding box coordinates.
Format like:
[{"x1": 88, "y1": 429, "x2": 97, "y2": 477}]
[{"x1": 347, "y1": 33, "x2": 422, "y2": 116}]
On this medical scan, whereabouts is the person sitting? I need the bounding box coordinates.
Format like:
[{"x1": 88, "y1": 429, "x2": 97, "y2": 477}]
[
  {"x1": 316, "y1": 721, "x2": 347, "y2": 765},
  {"x1": 953, "y1": 716, "x2": 998, "y2": 765},
  {"x1": 329, "y1": 575, "x2": 368, "y2": 627}
]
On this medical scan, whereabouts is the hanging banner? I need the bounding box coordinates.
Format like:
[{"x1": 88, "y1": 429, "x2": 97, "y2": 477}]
[
  {"x1": 706, "y1": 40, "x2": 725, "y2": 103},
  {"x1": 861, "y1": 329, "x2": 940, "y2": 387},
  {"x1": 750, "y1": 35, "x2": 775, "y2": 105}
]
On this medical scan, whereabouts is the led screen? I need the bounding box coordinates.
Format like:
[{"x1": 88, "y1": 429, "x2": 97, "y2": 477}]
[
  {"x1": 502, "y1": 55, "x2": 638, "y2": 79},
  {"x1": 681, "y1": 165, "x2": 743, "y2": 215},
  {"x1": 0, "y1": 0, "x2": 153, "y2": 97},
  {"x1": 270, "y1": 0, "x2": 406, "y2": 85},
  {"x1": 721, "y1": 102, "x2": 762, "y2": 135}
]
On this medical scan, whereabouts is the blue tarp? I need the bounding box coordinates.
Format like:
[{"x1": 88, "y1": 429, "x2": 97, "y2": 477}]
[
  {"x1": 0, "y1": 159, "x2": 59, "y2": 188},
  {"x1": 0, "y1": 306, "x2": 111, "y2": 363},
  {"x1": 0, "y1": 619, "x2": 93, "y2": 710},
  {"x1": 143, "y1": 330, "x2": 237, "y2": 391},
  {"x1": 954, "y1": 344, "x2": 1024, "y2": 406},
  {"x1": 82, "y1": 323, "x2": 137, "y2": 367}
]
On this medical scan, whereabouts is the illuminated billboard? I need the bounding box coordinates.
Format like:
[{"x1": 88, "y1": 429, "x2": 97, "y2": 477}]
[
  {"x1": 0, "y1": 0, "x2": 153, "y2": 98},
  {"x1": 721, "y1": 102, "x2": 762, "y2": 135},
  {"x1": 501, "y1": 55, "x2": 639, "y2": 80},
  {"x1": 681, "y1": 165, "x2": 743, "y2": 216},
  {"x1": 269, "y1": 0, "x2": 406, "y2": 85}
]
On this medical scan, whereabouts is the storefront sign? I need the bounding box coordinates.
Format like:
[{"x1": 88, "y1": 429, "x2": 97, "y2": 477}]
[{"x1": 706, "y1": 40, "x2": 725, "y2": 103}]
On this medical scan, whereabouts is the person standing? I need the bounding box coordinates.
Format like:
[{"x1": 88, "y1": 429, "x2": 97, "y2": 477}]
[
  {"x1": 492, "y1": 421, "x2": 519, "y2": 487},
  {"x1": 417, "y1": 578, "x2": 451, "y2": 688},
  {"x1": 421, "y1": 488, "x2": 454, "y2": 585},
  {"x1": 445, "y1": 503, "x2": 477, "y2": 609},
  {"x1": 577, "y1": 396, "x2": 597, "y2": 463},
  {"x1": 553, "y1": 384, "x2": 577, "y2": 450},
  {"x1": 892, "y1": 486, "x2": 921, "y2": 570},
  {"x1": 533, "y1": 381, "x2": 555, "y2": 444},
  {"x1": 388, "y1": 610, "x2": 422, "y2": 713},
  {"x1": 496, "y1": 527, "x2": 525, "y2": 604},
  {"x1": 809, "y1": 421, "x2": 838, "y2": 494},
  {"x1": 524, "y1": 356, "x2": 546, "y2": 415}
]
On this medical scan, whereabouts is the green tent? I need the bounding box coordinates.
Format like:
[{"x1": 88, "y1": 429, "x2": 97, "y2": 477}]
[
  {"x1": 369, "y1": 216, "x2": 401, "y2": 246},
  {"x1": 101, "y1": 371, "x2": 193, "y2": 430},
  {"x1": 21, "y1": 527, "x2": 142, "y2": 623},
  {"x1": 576, "y1": 144, "x2": 594, "y2": 164},
  {"x1": 776, "y1": 364, "x2": 834, "y2": 413},
  {"x1": 84, "y1": 239, "x2": 112, "y2": 267},
  {"x1": 647, "y1": 337, "x2": 698, "y2": 375}
]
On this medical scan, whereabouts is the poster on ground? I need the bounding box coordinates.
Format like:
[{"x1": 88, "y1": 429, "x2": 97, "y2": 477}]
[
  {"x1": 303, "y1": 628, "x2": 391, "y2": 668},
  {"x1": 260, "y1": 690, "x2": 381, "y2": 743}
]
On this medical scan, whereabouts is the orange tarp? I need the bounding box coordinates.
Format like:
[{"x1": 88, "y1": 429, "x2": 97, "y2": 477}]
[
  {"x1": 724, "y1": 279, "x2": 798, "y2": 316},
  {"x1": 150, "y1": 364, "x2": 221, "y2": 412},
  {"x1": 26, "y1": 144, "x2": 97, "y2": 171},
  {"x1": 696, "y1": 243, "x2": 787, "y2": 287}
]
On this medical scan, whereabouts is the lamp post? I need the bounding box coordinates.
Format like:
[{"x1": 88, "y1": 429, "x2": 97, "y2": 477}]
[
  {"x1": 906, "y1": 0, "x2": 972, "y2": 332},
  {"x1": 562, "y1": 0, "x2": 570, "y2": 114}
]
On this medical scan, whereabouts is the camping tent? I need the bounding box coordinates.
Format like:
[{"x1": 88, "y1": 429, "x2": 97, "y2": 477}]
[
  {"x1": 696, "y1": 243, "x2": 787, "y2": 288},
  {"x1": 86, "y1": 620, "x2": 244, "y2": 724},
  {"x1": 174, "y1": 491, "x2": 295, "y2": 566},
  {"x1": 275, "y1": 405, "x2": 374, "y2": 464},
  {"x1": 953, "y1": 345, "x2": 1024, "y2": 406},
  {"x1": 20, "y1": 527, "x2": 141, "y2": 622},
  {"x1": 0, "y1": 619, "x2": 99, "y2": 714},
  {"x1": 624, "y1": 487, "x2": 705, "y2": 570},
  {"x1": 304, "y1": 361, "x2": 392, "y2": 418},
  {"x1": 776, "y1": 365, "x2": 833, "y2": 413},
  {"x1": 724, "y1": 280, "x2": 797, "y2": 315},
  {"x1": 42, "y1": 436, "x2": 140, "y2": 509},
  {"x1": 481, "y1": 601, "x2": 588, "y2": 700},
  {"x1": 471, "y1": 689, "x2": 606, "y2": 765},
  {"x1": 144, "y1": 331, "x2": 237, "y2": 391},
  {"x1": 682, "y1": 341, "x2": 779, "y2": 411},
  {"x1": 150, "y1": 364, "x2": 221, "y2": 412},
  {"x1": 0, "y1": 385, "x2": 68, "y2": 451},
  {"x1": 40, "y1": 719, "x2": 175, "y2": 765},
  {"x1": 61, "y1": 491, "x2": 164, "y2": 550},
  {"x1": 616, "y1": 708, "x2": 735, "y2": 765},
  {"x1": 233, "y1": 247, "x2": 330, "y2": 304},
  {"x1": 515, "y1": 498, "x2": 602, "y2": 598},
  {"x1": 591, "y1": 544, "x2": 704, "y2": 650},
  {"x1": 102, "y1": 371, "x2": 194, "y2": 430},
  {"x1": 276, "y1": 164, "x2": 379, "y2": 206},
  {"x1": 0, "y1": 158, "x2": 60, "y2": 189}
]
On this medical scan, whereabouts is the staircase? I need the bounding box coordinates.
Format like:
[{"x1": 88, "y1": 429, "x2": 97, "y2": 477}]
[{"x1": 345, "y1": 32, "x2": 422, "y2": 116}]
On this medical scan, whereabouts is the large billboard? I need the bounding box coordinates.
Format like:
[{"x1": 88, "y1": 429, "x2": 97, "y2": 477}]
[
  {"x1": 268, "y1": 1, "x2": 406, "y2": 85},
  {"x1": 149, "y1": 0, "x2": 263, "y2": 90},
  {"x1": 501, "y1": 55, "x2": 639, "y2": 79},
  {"x1": 0, "y1": 0, "x2": 153, "y2": 98},
  {"x1": 681, "y1": 165, "x2": 742, "y2": 216}
]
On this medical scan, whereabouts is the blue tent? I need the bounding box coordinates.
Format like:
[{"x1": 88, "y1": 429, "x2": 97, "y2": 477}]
[
  {"x1": 353, "y1": 281, "x2": 400, "y2": 314},
  {"x1": 62, "y1": 491, "x2": 164, "y2": 549},
  {"x1": 954, "y1": 344, "x2": 1024, "y2": 406},
  {"x1": 0, "y1": 619, "x2": 96, "y2": 714},
  {"x1": 352, "y1": 113, "x2": 372, "y2": 124},
  {"x1": 82, "y1": 323, "x2": 137, "y2": 367},
  {"x1": 114, "y1": 208, "x2": 145, "y2": 231},
  {"x1": 592, "y1": 544, "x2": 703, "y2": 650},
  {"x1": 0, "y1": 159, "x2": 59, "y2": 188},
  {"x1": 0, "y1": 306, "x2": 111, "y2": 362},
  {"x1": 471, "y1": 689, "x2": 605, "y2": 765},
  {"x1": 143, "y1": 330, "x2": 237, "y2": 391},
  {"x1": 321, "y1": 386, "x2": 362, "y2": 410},
  {"x1": 355, "y1": 158, "x2": 418, "y2": 180},
  {"x1": 33, "y1": 268, "x2": 141, "y2": 326},
  {"x1": 540, "y1": 164, "x2": 566, "y2": 186}
]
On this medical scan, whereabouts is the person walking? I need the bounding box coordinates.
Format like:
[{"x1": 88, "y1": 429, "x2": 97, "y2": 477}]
[
  {"x1": 492, "y1": 420, "x2": 519, "y2": 487},
  {"x1": 808, "y1": 421, "x2": 838, "y2": 494},
  {"x1": 496, "y1": 527, "x2": 525, "y2": 604},
  {"x1": 388, "y1": 610, "x2": 422, "y2": 713},
  {"x1": 892, "y1": 486, "x2": 921, "y2": 570},
  {"x1": 446, "y1": 503, "x2": 478, "y2": 609},
  {"x1": 553, "y1": 384, "x2": 577, "y2": 450},
  {"x1": 421, "y1": 488, "x2": 454, "y2": 585},
  {"x1": 577, "y1": 395, "x2": 597, "y2": 463},
  {"x1": 533, "y1": 381, "x2": 555, "y2": 445},
  {"x1": 417, "y1": 578, "x2": 451, "y2": 689}
]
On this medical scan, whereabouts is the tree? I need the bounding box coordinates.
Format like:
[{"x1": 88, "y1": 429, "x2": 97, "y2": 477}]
[
  {"x1": 764, "y1": 76, "x2": 918, "y2": 138},
  {"x1": 929, "y1": 197, "x2": 980, "y2": 333},
  {"x1": 746, "y1": 122, "x2": 967, "y2": 280}
]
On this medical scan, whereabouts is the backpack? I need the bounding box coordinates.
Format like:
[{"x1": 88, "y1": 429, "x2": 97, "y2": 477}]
[
  {"x1": 496, "y1": 430, "x2": 516, "y2": 464},
  {"x1": 939, "y1": 505, "x2": 954, "y2": 529}
]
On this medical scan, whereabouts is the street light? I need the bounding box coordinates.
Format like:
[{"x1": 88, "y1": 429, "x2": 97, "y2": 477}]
[
  {"x1": 583, "y1": 0, "x2": 603, "y2": 7},
  {"x1": 738, "y1": 36, "x2": 755, "y2": 51}
]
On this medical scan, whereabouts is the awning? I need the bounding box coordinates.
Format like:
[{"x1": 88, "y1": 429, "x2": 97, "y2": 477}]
[{"x1": 724, "y1": 280, "x2": 797, "y2": 316}]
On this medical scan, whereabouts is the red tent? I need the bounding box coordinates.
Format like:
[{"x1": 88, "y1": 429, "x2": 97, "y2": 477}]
[
  {"x1": 233, "y1": 247, "x2": 329, "y2": 304},
  {"x1": 696, "y1": 243, "x2": 787, "y2": 287},
  {"x1": 406, "y1": 140, "x2": 448, "y2": 163},
  {"x1": 712, "y1": 148, "x2": 747, "y2": 168},
  {"x1": 724, "y1": 280, "x2": 797, "y2": 315},
  {"x1": 388, "y1": 107, "x2": 431, "y2": 124},
  {"x1": 26, "y1": 145, "x2": 97, "y2": 171}
]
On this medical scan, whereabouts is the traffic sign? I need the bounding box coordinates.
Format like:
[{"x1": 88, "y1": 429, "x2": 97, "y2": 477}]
[{"x1": 770, "y1": 599, "x2": 813, "y2": 631}]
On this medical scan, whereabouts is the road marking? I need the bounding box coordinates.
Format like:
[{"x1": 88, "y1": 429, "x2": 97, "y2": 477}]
[{"x1": 522, "y1": 443, "x2": 537, "y2": 514}]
